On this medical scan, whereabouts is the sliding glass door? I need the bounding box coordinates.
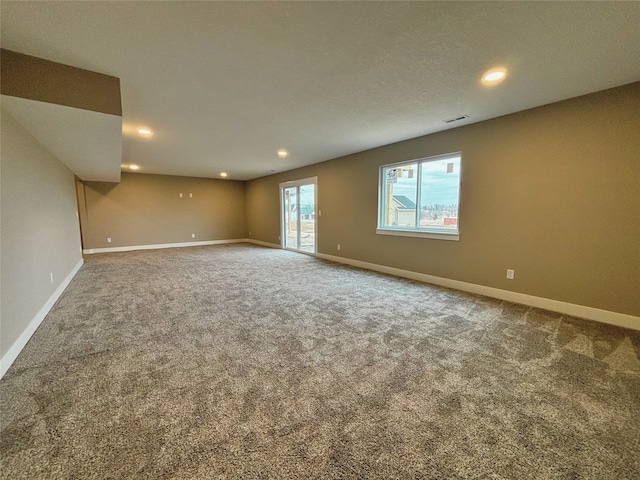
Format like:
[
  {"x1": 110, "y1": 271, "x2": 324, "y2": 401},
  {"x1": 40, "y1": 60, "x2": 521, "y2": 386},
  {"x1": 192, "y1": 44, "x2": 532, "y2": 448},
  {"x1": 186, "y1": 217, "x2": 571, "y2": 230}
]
[{"x1": 281, "y1": 178, "x2": 317, "y2": 253}]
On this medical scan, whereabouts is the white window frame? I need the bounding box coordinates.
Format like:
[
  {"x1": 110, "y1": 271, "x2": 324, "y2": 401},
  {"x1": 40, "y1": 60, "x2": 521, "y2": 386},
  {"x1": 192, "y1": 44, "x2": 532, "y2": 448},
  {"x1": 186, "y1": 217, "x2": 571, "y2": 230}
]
[
  {"x1": 279, "y1": 176, "x2": 318, "y2": 255},
  {"x1": 376, "y1": 152, "x2": 461, "y2": 241}
]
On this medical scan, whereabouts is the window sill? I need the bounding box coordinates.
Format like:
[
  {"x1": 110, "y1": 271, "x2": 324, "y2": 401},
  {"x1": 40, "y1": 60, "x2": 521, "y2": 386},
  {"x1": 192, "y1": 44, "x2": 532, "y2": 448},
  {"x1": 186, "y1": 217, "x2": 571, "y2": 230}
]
[{"x1": 376, "y1": 228, "x2": 459, "y2": 241}]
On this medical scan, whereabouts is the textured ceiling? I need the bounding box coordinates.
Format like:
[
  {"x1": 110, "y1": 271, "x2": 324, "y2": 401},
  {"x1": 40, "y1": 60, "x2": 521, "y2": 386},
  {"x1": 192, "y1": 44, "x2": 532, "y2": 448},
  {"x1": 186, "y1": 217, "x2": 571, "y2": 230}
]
[{"x1": 1, "y1": 1, "x2": 639, "y2": 181}]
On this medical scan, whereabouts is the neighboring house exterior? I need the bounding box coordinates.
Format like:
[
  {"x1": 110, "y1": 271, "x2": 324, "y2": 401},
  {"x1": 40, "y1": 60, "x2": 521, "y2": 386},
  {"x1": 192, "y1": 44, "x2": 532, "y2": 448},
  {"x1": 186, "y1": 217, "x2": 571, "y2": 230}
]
[
  {"x1": 300, "y1": 204, "x2": 315, "y2": 220},
  {"x1": 392, "y1": 195, "x2": 416, "y2": 226},
  {"x1": 290, "y1": 204, "x2": 315, "y2": 220}
]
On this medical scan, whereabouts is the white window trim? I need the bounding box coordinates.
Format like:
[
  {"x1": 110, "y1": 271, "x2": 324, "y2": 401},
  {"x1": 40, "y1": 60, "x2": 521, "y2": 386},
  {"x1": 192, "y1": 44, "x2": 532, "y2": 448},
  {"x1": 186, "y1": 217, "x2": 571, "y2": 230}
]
[
  {"x1": 377, "y1": 152, "x2": 461, "y2": 241},
  {"x1": 376, "y1": 228, "x2": 459, "y2": 241}
]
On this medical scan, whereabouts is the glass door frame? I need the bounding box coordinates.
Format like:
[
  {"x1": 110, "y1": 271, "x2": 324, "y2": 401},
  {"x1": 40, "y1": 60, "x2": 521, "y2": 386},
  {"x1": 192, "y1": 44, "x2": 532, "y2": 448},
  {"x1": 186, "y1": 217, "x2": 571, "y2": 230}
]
[{"x1": 279, "y1": 176, "x2": 318, "y2": 255}]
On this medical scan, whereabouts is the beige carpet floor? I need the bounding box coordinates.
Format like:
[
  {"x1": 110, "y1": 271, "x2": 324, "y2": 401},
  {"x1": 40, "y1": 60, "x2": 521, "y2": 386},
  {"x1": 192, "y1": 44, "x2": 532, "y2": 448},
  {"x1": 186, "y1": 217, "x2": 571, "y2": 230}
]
[{"x1": 1, "y1": 243, "x2": 639, "y2": 479}]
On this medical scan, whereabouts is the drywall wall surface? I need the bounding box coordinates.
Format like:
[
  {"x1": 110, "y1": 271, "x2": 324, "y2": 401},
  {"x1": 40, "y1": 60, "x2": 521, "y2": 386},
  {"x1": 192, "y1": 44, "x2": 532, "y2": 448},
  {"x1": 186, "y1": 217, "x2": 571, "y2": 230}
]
[
  {"x1": 246, "y1": 178, "x2": 281, "y2": 246},
  {"x1": 1, "y1": 49, "x2": 122, "y2": 116},
  {"x1": 246, "y1": 82, "x2": 640, "y2": 316},
  {"x1": 1, "y1": 109, "x2": 83, "y2": 356},
  {"x1": 79, "y1": 173, "x2": 247, "y2": 249}
]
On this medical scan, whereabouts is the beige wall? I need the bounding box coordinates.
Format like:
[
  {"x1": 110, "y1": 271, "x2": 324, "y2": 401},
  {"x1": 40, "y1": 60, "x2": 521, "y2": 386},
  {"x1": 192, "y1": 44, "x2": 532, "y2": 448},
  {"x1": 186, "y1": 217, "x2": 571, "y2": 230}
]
[
  {"x1": 1, "y1": 49, "x2": 122, "y2": 116},
  {"x1": 246, "y1": 83, "x2": 640, "y2": 317},
  {"x1": 1, "y1": 110, "x2": 83, "y2": 357},
  {"x1": 79, "y1": 173, "x2": 247, "y2": 249}
]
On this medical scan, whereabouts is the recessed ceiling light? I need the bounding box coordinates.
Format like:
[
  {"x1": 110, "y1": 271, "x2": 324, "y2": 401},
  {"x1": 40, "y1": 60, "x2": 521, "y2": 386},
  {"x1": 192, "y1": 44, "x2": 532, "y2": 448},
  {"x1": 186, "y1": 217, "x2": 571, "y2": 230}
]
[
  {"x1": 481, "y1": 68, "x2": 507, "y2": 86},
  {"x1": 277, "y1": 149, "x2": 289, "y2": 158},
  {"x1": 137, "y1": 128, "x2": 153, "y2": 136},
  {"x1": 220, "y1": 172, "x2": 228, "y2": 178}
]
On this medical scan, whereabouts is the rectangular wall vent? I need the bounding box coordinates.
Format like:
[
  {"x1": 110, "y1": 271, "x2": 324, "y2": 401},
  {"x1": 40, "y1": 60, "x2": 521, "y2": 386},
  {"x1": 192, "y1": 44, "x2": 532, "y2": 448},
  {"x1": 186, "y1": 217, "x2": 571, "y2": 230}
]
[{"x1": 443, "y1": 114, "x2": 470, "y2": 124}]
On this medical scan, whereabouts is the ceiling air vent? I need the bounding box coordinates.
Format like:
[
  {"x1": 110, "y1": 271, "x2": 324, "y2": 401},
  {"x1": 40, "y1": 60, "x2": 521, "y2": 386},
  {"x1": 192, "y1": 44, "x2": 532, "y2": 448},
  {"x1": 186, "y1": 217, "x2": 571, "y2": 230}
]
[{"x1": 443, "y1": 114, "x2": 470, "y2": 124}]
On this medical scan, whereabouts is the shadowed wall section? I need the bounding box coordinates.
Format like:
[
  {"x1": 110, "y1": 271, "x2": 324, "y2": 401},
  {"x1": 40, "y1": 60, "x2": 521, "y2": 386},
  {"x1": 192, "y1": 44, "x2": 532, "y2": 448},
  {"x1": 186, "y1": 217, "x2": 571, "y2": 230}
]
[
  {"x1": 78, "y1": 173, "x2": 247, "y2": 250},
  {"x1": 246, "y1": 83, "x2": 640, "y2": 317},
  {"x1": 0, "y1": 110, "x2": 83, "y2": 367},
  {"x1": 0, "y1": 49, "x2": 122, "y2": 116}
]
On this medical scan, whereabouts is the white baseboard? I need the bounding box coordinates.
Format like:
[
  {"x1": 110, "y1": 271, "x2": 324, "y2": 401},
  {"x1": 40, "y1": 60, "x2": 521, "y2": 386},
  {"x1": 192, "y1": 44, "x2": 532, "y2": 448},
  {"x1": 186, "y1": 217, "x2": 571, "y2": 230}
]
[
  {"x1": 246, "y1": 239, "x2": 282, "y2": 249},
  {"x1": 83, "y1": 238, "x2": 249, "y2": 254},
  {"x1": 316, "y1": 253, "x2": 639, "y2": 331},
  {"x1": 0, "y1": 258, "x2": 84, "y2": 379}
]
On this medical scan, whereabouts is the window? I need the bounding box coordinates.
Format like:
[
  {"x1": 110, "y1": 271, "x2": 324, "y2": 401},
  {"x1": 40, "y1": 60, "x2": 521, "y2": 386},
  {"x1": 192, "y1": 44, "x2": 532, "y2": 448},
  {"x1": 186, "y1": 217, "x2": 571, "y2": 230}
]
[{"x1": 377, "y1": 153, "x2": 461, "y2": 240}]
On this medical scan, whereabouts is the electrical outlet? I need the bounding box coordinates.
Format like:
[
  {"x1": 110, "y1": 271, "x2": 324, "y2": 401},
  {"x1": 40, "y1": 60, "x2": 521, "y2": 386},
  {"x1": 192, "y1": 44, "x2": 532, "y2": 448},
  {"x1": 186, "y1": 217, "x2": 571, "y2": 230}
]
[
  {"x1": 191, "y1": 233, "x2": 196, "y2": 238},
  {"x1": 189, "y1": 193, "x2": 193, "y2": 198},
  {"x1": 50, "y1": 272, "x2": 54, "y2": 283},
  {"x1": 337, "y1": 244, "x2": 341, "y2": 251},
  {"x1": 179, "y1": 193, "x2": 183, "y2": 198},
  {"x1": 506, "y1": 269, "x2": 515, "y2": 280},
  {"x1": 248, "y1": 231, "x2": 251, "y2": 236},
  {"x1": 107, "y1": 237, "x2": 112, "y2": 243}
]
